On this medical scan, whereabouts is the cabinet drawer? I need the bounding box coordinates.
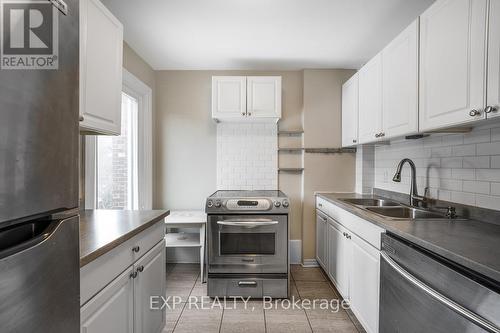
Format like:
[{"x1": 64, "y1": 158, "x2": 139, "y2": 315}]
[
  {"x1": 81, "y1": 221, "x2": 165, "y2": 305},
  {"x1": 316, "y1": 197, "x2": 330, "y2": 214},
  {"x1": 208, "y1": 277, "x2": 288, "y2": 299}
]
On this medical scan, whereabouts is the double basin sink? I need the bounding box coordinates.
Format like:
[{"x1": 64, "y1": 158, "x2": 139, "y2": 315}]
[{"x1": 340, "y1": 198, "x2": 451, "y2": 220}]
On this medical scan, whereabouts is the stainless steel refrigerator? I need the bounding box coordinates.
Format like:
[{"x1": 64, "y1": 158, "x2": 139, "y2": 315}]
[{"x1": 0, "y1": 0, "x2": 80, "y2": 331}]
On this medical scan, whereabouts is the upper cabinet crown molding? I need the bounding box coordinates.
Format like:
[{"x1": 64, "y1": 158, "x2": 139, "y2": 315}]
[
  {"x1": 341, "y1": 74, "x2": 359, "y2": 147},
  {"x1": 212, "y1": 76, "x2": 282, "y2": 122},
  {"x1": 419, "y1": 0, "x2": 488, "y2": 131},
  {"x1": 80, "y1": 0, "x2": 124, "y2": 135}
]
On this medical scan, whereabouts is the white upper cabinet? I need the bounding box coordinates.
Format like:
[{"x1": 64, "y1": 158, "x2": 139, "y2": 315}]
[
  {"x1": 80, "y1": 0, "x2": 123, "y2": 135},
  {"x1": 487, "y1": 0, "x2": 500, "y2": 119},
  {"x1": 212, "y1": 76, "x2": 281, "y2": 122},
  {"x1": 419, "y1": 0, "x2": 488, "y2": 131},
  {"x1": 212, "y1": 76, "x2": 247, "y2": 120},
  {"x1": 382, "y1": 19, "x2": 419, "y2": 139},
  {"x1": 342, "y1": 74, "x2": 359, "y2": 147},
  {"x1": 247, "y1": 76, "x2": 282, "y2": 118},
  {"x1": 358, "y1": 53, "x2": 383, "y2": 144}
]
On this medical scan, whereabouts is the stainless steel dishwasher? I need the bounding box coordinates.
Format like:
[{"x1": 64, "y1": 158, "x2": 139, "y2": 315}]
[{"x1": 380, "y1": 233, "x2": 500, "y2": 333}]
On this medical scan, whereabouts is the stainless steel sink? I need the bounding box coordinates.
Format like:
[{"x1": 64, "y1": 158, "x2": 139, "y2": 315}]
[
  {"x1": 366, "y1": 206, "x2": 446, "y2": 220},
  {"x1": 341, "y1": 198, "x2": 401, "y2": 207}
]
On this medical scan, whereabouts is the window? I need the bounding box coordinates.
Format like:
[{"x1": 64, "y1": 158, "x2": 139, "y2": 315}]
[
  {"x1": 96, "y1": 93, "x2": 139, "y2": 209},
  {"x1": 86, "y1": 69, "x2": 152, "y2": 210}
]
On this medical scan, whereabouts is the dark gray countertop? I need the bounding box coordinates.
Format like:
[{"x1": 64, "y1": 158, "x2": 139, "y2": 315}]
[
  {"x1": 79, "y1": 209, "x2": 170, "y2": 267},
  {"x1": 317, "y1": 192, "x2": 500, "y2": 283}
]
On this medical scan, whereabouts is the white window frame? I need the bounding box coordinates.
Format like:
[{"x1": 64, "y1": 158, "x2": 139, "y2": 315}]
[{"x1": 85, "y1": 68, "x2": 153, "y2": 210}]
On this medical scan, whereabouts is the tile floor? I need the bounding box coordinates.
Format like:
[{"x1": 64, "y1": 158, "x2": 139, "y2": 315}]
[{"x1": 163, "y1": 264, "x2": 366, "y2": 333}]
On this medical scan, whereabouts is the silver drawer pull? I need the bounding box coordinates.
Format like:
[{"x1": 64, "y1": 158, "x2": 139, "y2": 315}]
[
  {"x1": 241, "y1": 258, "x2": 254, "y2": 262},
  {"x1": 381, "y1": 251, "x2": 500, "y2": 333},
  {"x1": 217, "y1": 220, "x2": 278, "y2": 228},
  {"x1": 238, "y1": 281, "x2": 257, "y2": 287}
]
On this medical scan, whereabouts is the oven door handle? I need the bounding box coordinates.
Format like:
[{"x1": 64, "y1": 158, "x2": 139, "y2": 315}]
[
  {"x1": 381, "y1": 251, "x2": 500, "y2": 333},
  {"x1": 217, "y1": 220, "x2": 279, "y2": 228}
]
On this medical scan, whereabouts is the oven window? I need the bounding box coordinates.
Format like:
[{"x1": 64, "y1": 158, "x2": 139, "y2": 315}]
[{"x1": 220, "y1": 233, "x2": 275, "y2": 255}]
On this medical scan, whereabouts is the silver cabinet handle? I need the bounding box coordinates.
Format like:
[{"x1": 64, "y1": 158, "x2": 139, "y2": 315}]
[
  {"x1": 132, "y1": 246, "x2": 140, "y2": 253},
  {"x1": 248, "y1": 112, "x2": 252, "y2": 116},
  {"x1": 485, "y1": 106, "x2": 497, "y2": 114},
  {"x1": 79, "y1": 116, "x2": 84, "y2": 122},
  {"x1": 318, "y1": 203, "x2": 322, "y2": 207},
  {"x1": 242, "y1": 112, "x2": 246, "y2": 116},
  {"x1": 375, "y1": 133, "x2": 380, "y2": 138},
  {"x1": 352, "y1": 139, "x2": 357, "y2": 143},
  {"x1": 469, "y1": 109, "x2": 481, "y2": 117},
  {"x1": 130, "y1": 271, "x2": 138, "y2": 279},
  {"x1": 380, "y1": 251, "x2": 500, "y2": 333},
  {"x1": 380, "y1": 132, "x2": 385, "y2": 137},
  {"x1": 238, "y1": 281, "x2": 257, "y2": 287},
  {"x1": 137, "y1": 265, "x2": 144, "y2": 273}
]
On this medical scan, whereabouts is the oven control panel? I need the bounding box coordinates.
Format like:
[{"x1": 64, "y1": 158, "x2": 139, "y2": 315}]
[{"x1": 206, "y1": 196, "x2": 289, "y2": 213}]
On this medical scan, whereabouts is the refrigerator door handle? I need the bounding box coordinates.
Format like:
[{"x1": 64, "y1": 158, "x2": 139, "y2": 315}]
[
  {"x1": 380, "y1": 251, "x2": 500, "y2": 333},
  {"x1": 0, "y1": 220, "x2": 61, "y2": 259}
]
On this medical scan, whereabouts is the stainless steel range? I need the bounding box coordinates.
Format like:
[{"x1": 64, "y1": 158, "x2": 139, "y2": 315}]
[{"x1": 205, "y1": 190, "x2": 289, "y2": 298}]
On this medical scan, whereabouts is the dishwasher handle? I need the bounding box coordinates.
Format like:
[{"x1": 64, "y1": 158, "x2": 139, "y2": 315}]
[{"x1": 381, "y1": 251, "x2": 500, "y2": 333}]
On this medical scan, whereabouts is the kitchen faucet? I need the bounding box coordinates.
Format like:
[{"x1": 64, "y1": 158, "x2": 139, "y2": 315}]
[{"x1": 392, "y1": 158, "x2": 426, "y2": 207}]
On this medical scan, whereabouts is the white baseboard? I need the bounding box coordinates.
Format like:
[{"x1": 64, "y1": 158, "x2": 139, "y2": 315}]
[
  {"x1": 302, "y1": 259, "x2": 319, "y2": 268},
  {"x1": 289, "y1": 240, "x2": 301, "y2": 264}
]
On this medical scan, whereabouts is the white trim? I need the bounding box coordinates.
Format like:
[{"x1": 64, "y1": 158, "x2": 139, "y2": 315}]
[
  {"x1": 84, "y1": 69, "x2": 153, "y2": 210},
  {"x1": 302, "y1": 259, "x2": 320, "y2": 268},
  {"x1": 289, "y1": 240, "x2": 302, "y2": 264},
  {"x1": 122, "y1": 69, "x2": 153, "y2": 209}
]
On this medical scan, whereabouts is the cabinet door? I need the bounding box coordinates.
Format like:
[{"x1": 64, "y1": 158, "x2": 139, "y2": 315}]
[
  {"x1": 212, "y1": 76, "x2": 247, "y2": 119},
  {"x1": 342, "y1": 74, "x2": 359, "y2": 147},
  {"x1": 358, "y1": 53, "x2": 383, "y2": 144},
  {"x1": 134, "y1": 240, "x2": 166, "y2": 333},
  {"x1": 349, "y1": 233, "x2": 380, "y2": 333},
  {"x1": 316, "y1": 213, "x2": 327, "y2": 268},
  {"x1": 327, "y1": 219, "x2": 350, "y2": 300},
  {"x1": 80, "y1": 0, "x2": 123, "y2": 135},
  {"x1": 246, "y1": 76, "x2": 282, "y2": 118},
  {"x1": 81, "y1": 266, "x2": 134, "y2": 333},
  {"x1": 419, "y1": 0, "x2": 487, "y2": 131},
  {"x1": 382, "y1": 20, "x2": 419, "y2": 139},
  {"x1": 487, "y1": 0, "x2": 500, "y2": 118}
]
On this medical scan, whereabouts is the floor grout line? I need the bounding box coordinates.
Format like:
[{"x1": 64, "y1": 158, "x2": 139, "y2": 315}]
[{"x1": 171, "y1": 269, "x2": 200, "y2": 333}]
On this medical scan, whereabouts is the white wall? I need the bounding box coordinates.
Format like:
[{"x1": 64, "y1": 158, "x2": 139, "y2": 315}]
[{"x1": 373, "y1": 123, "x2": 500, "y2": 210}]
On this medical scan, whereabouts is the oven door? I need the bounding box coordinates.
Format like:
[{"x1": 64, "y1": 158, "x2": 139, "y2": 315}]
[{"x1": 208, "y1": 215, "x2": 288, "y2": 274}]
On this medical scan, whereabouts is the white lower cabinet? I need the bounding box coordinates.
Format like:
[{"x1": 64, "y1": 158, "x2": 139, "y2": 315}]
[
  {"x1": 134, "y1": 241, "x2": 166, "y2": 333},
  {"x1": 327, "y1": 218, "x2": 351, "y2": 300},
  {"x1": 316, "y1": 203, "x2": 382, "y2": 333},
  {"x1": 349, "y1": 233, "x2": 380, "y2": 333},
  {"x1": 81, "y1": 239, "x2": 166, "y2": 333},
  {"x1": 316, "y1": 212, "x2": 328, "y2": 269},
  {"x1": 81, "y1": 267, "x2": 134, "y2": 333}
]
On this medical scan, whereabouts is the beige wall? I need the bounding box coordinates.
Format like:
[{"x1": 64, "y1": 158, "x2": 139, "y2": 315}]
[
  {"x1": 154, "y1": 70, "x2": 304, "y2": 219},
  {"x1": 302, "y1": 69, "x2": 356, "y2": 260},
  {"x1": 154, "y1": 69, "x2": 357, "y2": 259}
]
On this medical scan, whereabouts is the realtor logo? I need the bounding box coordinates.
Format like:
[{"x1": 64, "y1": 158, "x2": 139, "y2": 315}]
[{"x1": 0, "y1": 0, "x2": 58, "y2": 69}]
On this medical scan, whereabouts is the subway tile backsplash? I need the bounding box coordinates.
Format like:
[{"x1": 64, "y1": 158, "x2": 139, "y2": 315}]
[
  {"x1": 217, "y1": 122, "x2": 278, "y2": 190},
  {"x1": 372, "y1": 123, "x2": 500, "y2": 211}
]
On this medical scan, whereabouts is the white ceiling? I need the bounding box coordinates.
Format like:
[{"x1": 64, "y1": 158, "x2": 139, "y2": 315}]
[{"x1": 102, "y1": 0, "x2": 434, "y2": 70}]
